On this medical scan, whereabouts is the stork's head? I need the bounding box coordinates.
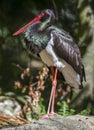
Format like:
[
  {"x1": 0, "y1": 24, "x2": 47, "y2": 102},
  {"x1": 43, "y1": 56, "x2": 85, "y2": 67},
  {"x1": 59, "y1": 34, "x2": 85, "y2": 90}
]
[
  {"x1": 40, "y1": 9, "x2": 55, "y2": 24},
  {"x1": 13, "y1": 9, "x2": 55, "y2": 36}
]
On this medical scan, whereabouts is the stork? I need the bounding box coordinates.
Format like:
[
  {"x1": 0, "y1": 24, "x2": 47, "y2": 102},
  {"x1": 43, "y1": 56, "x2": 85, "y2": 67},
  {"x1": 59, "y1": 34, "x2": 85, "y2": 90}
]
[{"x1": 13, "y1": 9, "x2": 86, "y2": 118}]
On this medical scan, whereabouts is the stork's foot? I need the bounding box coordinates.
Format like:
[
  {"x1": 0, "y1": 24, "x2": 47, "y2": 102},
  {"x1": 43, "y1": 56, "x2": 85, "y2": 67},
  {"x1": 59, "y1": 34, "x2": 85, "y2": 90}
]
[
  {"x1": 40, "y1": 114, "x2": 50, "y2": 119},
  {"x1": 50, "y1": 111, "x2": 58, "y2": 116},
  {"x1": 40, "y1": 112, "x2": 58, "y2": 119}
]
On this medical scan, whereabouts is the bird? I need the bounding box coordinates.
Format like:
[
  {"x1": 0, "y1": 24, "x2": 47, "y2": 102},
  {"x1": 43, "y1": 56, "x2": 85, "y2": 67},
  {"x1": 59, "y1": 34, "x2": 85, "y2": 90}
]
[{"x1": 13, "y1": 9, "x2": 86, "y2": 118}]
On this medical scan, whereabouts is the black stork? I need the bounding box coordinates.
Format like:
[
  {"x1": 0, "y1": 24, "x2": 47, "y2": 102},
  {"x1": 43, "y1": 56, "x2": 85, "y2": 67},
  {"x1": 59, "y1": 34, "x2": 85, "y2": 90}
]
[{"x1": 13, "y1": 9, "x2": 86, "y2": 118}]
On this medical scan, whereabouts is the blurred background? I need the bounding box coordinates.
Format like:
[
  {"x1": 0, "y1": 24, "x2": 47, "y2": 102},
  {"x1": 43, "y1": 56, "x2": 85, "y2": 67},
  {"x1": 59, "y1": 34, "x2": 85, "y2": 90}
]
[{"x1": 0, "y1": 0, "x2": 94, "y2": 120}]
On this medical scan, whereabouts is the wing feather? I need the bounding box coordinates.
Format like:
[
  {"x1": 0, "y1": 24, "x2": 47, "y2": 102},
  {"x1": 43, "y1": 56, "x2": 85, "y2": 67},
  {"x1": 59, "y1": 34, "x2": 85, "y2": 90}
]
[{"x1": 50, "y1": 29, "x2": 86, "y2": 82}]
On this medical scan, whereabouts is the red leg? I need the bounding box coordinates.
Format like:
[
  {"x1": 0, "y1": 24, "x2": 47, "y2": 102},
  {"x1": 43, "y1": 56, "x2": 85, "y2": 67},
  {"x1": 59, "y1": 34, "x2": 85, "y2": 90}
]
[
  {"x1": 46, "y1": 67, "x2": 55, "y2": 114},
  {"x1": 51, "y1": 68, "x2": 58, "y2": 114},
  {"x1": 40, "y1": 67, "x2": 58, "y2": 119}
]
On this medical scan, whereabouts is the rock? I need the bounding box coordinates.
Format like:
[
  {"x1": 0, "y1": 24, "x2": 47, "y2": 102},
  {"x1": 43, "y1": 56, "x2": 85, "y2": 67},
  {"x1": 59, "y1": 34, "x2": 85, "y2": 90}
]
[
  {"x1": 0, "y1": 97, "x2": 21, "y2": 116},
  {"x1": 1, "y1": 115, "x2": 94, "y2": 130}
]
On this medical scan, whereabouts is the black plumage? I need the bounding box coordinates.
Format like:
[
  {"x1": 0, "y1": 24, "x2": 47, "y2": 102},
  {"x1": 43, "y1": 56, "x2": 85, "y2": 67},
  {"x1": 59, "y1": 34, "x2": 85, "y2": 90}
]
[{"x1": 24, "y1": 21, "x2": 86, "y2": 88}]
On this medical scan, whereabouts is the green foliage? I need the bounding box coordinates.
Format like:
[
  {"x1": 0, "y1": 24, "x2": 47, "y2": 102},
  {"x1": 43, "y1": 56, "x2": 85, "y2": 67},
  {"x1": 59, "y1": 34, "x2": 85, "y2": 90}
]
[
  {"x1": 58, "y1": 101, "x2": 91, "y2": 116},
  {"x1": 26, "y1": 98, "x2": 46, "y2": 120},
  {"x1": 79, "y1": 108, "x2": 91, "y2": 116},
  {"x1": 58, "y1": 101, "x2": 75, "y2": 116},
  {"x1": 39, "y1": 98, "x2": 46, "y2": 116}
]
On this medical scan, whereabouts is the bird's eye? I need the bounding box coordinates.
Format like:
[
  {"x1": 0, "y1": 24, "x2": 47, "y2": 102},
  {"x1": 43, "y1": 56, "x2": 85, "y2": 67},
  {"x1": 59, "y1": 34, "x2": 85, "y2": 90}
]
[{"x1": 40, "y1": 13, "x2": 49, "y2": 22}]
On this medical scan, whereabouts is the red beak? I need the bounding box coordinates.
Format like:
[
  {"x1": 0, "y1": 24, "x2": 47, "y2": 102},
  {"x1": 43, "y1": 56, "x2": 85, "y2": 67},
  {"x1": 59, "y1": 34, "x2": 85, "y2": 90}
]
[{"x1": 13, "y1": 12, "x2": 44, "y2": 36}]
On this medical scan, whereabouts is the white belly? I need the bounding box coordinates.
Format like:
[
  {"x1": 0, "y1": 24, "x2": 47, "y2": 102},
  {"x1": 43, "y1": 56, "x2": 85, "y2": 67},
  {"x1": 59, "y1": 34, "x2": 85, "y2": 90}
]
[
  {"x1": 39, "y1": 49, "x2": 81, "y2": 88},
  {"x1": 39, "y1": 49, "x2": 54, "y2": 66}
]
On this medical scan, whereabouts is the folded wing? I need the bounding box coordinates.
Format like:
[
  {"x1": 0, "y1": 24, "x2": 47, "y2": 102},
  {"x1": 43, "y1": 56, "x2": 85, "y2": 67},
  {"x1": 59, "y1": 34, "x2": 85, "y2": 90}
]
[{"x1": 51, "y1": 28, "x2": 86, "y2": 83}]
